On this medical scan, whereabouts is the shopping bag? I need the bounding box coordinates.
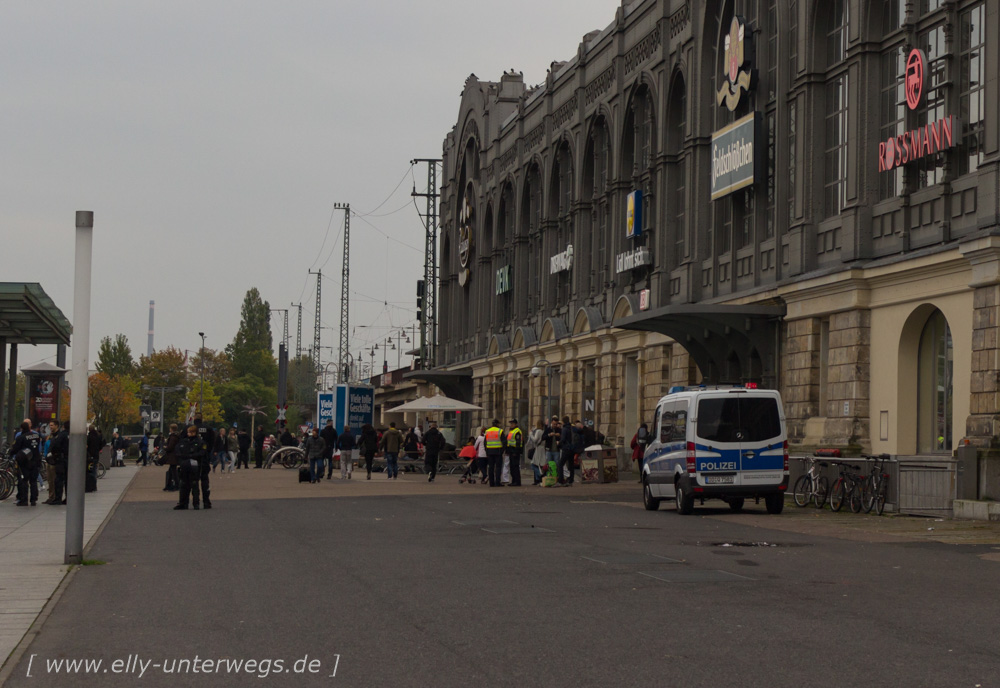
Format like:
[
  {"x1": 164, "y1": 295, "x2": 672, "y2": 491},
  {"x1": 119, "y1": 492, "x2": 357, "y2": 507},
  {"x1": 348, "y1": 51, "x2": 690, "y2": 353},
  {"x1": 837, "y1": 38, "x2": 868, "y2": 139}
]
[{"x1": 501, "y1": 456, "x2": 511, "y2": 484}]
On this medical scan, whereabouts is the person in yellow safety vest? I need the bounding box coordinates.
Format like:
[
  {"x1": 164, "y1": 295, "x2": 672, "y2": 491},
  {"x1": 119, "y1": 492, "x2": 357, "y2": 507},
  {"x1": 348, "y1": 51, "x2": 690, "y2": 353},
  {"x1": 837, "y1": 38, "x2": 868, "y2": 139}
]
[
  {"x1": 484, "y1": 420, "x2": 504, "y2": 487},
  {"x1": 504, "y1": 418, "x2": 523, "y2": 487}
]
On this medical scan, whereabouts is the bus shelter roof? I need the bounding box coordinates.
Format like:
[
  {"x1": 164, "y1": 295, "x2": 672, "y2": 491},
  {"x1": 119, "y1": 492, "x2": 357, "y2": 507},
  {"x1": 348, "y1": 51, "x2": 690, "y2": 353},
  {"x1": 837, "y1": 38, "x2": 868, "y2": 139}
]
[{"x1": 0, "y1": 283, "x2": 72, "y2": 346}]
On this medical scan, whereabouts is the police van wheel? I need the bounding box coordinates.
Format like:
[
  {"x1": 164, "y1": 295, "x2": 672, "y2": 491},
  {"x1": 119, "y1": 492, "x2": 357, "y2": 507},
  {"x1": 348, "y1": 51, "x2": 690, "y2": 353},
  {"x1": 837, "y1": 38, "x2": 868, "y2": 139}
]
[
  {"x1": 764, "y1": 493, "x2": 784, "y2": 515},
  {"x1": 675, "y1": 482, "x2": 695, "y2": 515},
  {"x1": 727, "y1": 498, "x2": 745, "y2": 513},
  {"x1": 642, "y1": 479, "x2": 661, "y2": 511}
]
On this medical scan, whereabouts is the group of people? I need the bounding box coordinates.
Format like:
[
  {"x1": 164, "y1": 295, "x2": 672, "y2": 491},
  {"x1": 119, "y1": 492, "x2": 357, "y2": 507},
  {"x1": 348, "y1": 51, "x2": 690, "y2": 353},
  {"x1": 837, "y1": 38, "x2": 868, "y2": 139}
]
[
  {"x1": 9, "y1": 419, "x2": 68, "y2": 506},
  {"x1": 455, "y1": 416, "x2": 602, "y2": 488},
  {"x1": 299, "y1": 421, "x2": 358, "y2": 483}
]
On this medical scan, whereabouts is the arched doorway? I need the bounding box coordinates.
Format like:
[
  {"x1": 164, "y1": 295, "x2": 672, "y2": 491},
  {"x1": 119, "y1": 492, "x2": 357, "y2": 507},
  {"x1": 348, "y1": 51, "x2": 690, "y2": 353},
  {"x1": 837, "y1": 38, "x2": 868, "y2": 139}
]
[{"x1": 916, "y1": 309, "x2": 953, "y2": 454}]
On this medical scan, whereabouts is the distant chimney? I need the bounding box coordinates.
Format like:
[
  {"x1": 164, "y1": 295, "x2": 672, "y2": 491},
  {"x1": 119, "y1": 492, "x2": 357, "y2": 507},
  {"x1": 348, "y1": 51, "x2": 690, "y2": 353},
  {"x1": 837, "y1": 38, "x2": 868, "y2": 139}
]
[{"x1": 147, "y1": 300, "x2": 155, "y2": 356}]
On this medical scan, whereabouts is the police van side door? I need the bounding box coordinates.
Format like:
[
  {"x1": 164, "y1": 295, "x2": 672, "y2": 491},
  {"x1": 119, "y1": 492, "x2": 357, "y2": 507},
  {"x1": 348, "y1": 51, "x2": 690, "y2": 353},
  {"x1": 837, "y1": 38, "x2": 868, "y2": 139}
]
[{"x1": 644, "y1": 404, "x2": 668, "y2": 497}]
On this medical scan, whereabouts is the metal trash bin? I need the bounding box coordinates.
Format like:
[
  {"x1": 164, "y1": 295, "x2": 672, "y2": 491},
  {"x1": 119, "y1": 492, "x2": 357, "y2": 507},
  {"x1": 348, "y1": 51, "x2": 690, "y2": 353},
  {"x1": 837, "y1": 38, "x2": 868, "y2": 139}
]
[{"x1": 581, "y1": 448, "x2": 619, "y2": 483}]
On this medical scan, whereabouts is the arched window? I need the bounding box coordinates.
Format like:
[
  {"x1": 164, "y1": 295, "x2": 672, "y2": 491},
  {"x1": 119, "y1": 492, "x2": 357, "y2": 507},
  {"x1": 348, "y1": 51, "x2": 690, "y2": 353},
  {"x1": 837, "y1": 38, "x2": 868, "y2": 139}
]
[
  {"x1": 917, "y1": 309, "x2": 952, "y2": 453},
  {"x1": 495, "y1": 183, "x2": 515, "y2": 325},
  {"x1": 621, "y1": 85, "x2": 656, "y2": 283},
  {"x1": 821, "y1": 0, "x2": 849, "y2": 217},
  {"x1": 519, "y1": 164, "x2": 542, "y2": 320},
  {"x1": 667, "y1": 74, "x2": 687, "y2": 270},
  {"x1": 583, "y1": 116, "x2": 611, "y2": 296},
  {"x1": 711, "y1": 0, "x2": 758, "y2": 271},
  {"x1": 548, "y1": 141, "x2": 573, "y2": 305}
]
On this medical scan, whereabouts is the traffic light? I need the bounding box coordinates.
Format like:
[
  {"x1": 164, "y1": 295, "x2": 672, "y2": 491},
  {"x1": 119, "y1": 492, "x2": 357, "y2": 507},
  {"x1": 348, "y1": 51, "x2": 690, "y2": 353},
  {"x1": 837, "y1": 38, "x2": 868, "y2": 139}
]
[{"x1": 416, "y1": 279, "x2": 425, "y2": 322}]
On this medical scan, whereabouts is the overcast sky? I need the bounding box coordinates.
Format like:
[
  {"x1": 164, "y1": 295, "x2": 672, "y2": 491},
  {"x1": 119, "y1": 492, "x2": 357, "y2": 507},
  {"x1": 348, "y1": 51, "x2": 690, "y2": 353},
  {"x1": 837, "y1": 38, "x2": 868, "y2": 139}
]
[{"x1": 1, "y1": 1, "x2": 620, "y2": 373}]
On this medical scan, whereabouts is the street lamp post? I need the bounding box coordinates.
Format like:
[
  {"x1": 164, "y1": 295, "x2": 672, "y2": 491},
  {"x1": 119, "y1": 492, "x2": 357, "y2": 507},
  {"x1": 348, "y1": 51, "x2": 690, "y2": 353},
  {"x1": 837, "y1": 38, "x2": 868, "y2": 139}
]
[
  {"x1": 142, "y1": 384, "x2": 187, "y2": 435},
  {"x1": 198, "y1": 332, "x2": 206, "y2": 414}
]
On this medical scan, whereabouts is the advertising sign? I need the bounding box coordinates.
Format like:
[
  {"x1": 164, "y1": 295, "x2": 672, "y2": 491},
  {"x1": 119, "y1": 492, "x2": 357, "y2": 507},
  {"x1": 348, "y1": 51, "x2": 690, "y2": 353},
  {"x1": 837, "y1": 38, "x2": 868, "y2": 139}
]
[
  {"x1": 495, "y1": 265, "x2": 511, "y2": 296},
  {"x1": 550, "y1": 245, "x2": 574, "y2": 274},
  {"x1": 711, "y1": 113, "x2": 757, "y2": 200},
  {"x1": 318, "y1": 385, "x2": 374, "y2": 434},
  {"x1": 716, "y1": 16, "x2": 755, "y2": 112},
  {"x1": 877, "y1": 48, "x2": 958, "y2": 174},
  {"x1": 626, "y1": 190, "x2": 643, "y2": 238},
  {"x1": 615, "y1": 247, "x2": 652, "y2": 274},
  {"x1": 29, "y1": 375, "x2": 60, "y2": 423}
]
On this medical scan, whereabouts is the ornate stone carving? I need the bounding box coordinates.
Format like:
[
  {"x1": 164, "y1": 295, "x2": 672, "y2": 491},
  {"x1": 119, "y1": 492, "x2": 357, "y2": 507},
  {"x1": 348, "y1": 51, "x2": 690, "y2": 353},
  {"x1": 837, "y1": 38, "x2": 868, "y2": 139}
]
[
  {"x1": 669, "y1": 4, "x2": 689, "y2": 38},
  {"x1": 624, "y1": 24, "x2": 662, "y2": 75},
  {"x1": 524, "y1": 123, "x2": 545, "y2": 152},
  {"x1": 585, "y1": 63, "x2": 616, "y2": 106},
  {"x1": 552, "y1": 97, "x2": 578, "y2": 130}
]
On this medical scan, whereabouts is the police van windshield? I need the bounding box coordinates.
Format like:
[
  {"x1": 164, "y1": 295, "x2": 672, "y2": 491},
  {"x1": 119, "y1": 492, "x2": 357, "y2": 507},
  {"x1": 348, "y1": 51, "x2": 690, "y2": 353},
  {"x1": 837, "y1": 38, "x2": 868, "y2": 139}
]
[{"x1": 696, "y1": 397, "x2": 781, "y2": 443}]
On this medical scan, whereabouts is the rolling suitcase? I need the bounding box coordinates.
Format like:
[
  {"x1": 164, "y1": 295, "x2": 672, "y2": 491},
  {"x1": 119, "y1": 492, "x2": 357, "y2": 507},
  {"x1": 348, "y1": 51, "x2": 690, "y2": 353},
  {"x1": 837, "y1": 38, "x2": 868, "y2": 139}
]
[{"x1": 298, "y1": 466, "x2": 310, "y2": 483}]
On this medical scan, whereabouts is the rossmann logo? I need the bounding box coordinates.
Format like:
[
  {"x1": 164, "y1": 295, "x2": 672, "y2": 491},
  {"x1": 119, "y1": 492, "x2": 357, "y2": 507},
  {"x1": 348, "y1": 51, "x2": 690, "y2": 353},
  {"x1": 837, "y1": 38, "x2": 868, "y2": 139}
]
[{"x1": 878, "y1": 48, "x2": 959, "y2": 173}]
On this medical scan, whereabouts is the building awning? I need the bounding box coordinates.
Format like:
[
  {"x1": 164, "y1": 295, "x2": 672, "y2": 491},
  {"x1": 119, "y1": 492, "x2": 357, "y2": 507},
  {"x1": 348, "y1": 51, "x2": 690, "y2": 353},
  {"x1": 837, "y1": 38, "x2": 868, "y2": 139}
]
[
  {"x1": 402, "y1": 368, "x2": 474, "y2": 403},
  {"x1": 614, "y1": 303, "x2": 785, "y2": 386},
  {"x1": 0, "y1": 283, "x2": 72, "y2": 346}
]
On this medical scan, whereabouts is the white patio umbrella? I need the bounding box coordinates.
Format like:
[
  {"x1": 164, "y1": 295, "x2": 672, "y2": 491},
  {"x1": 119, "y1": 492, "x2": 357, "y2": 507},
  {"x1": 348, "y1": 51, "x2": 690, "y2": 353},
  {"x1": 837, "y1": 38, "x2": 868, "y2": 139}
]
[{"x1": 388, "y1": 394, "x2": 482, "y2": 413}]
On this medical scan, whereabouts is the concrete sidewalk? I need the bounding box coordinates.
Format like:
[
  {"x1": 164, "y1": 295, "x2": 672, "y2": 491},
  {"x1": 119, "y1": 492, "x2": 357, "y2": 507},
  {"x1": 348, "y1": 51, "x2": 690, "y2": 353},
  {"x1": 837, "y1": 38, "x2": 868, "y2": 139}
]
[{"x1": 0, "y1": 465, "x2": 137, "y2": 672}]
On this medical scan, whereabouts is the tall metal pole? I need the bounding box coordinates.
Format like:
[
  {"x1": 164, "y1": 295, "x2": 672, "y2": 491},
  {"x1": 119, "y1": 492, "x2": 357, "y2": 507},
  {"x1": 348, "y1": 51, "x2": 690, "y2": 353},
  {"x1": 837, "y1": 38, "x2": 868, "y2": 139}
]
[
  {"x1": 308, "y1": 270, "x2": 322, "y2": 368},
  {"x1": 66, "y1": 210, "x2": 93, "y2": 565},
  {"x1": 198, "y1": 332, "x2": 206, "y2": 413},
  {"x1": 291, "y1": 302, "x2": 303, "y2": 359},
  {"x1": 412, "y1": 159, "x2": 440, "y2": 369},
  {"x1": 331, "y1": 203, "x2": 350, "y2": 384}
]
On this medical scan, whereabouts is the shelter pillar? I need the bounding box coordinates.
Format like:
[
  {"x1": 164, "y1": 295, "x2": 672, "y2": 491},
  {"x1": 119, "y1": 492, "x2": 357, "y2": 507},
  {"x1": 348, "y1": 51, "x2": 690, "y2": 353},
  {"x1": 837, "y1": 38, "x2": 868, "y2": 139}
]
[
  {"x1": 5, "y1": 343, "x2": 16, "y2": 443},
  {"x1": 0, "y1": 337, "x2": 5, "y2": 440}
]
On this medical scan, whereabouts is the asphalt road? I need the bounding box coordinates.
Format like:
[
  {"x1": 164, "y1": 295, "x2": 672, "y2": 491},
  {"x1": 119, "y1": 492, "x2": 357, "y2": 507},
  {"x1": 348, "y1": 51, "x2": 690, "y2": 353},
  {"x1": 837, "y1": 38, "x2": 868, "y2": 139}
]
[{"x1": 7, "y1": 492, "x2": 1000, "y2": 688}]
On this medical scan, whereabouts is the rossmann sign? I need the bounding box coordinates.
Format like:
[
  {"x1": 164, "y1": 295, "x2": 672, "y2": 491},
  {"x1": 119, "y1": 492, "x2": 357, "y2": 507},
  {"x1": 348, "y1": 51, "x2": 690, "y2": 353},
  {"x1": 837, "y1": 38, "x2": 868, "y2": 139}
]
[{"x1": 878, "y1": 49, "x2": 959, "y2": 173}]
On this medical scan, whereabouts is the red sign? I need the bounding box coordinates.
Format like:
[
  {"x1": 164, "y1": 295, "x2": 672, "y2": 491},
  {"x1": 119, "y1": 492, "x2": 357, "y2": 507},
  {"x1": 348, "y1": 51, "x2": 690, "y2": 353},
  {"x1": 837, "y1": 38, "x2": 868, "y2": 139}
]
[
  {"x1": 878, "y1": 116, "x2": 956, "y2": 172},
  {"x1": 905, "y1": 49, "x2": 926, "y2": 111}
]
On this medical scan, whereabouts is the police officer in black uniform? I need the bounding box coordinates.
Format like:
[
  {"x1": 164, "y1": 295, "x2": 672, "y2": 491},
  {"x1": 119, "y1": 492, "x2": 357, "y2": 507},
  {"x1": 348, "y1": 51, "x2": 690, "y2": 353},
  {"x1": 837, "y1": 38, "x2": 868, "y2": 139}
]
[
  {"x1": 47, "y1": 421, "x2": 70, "y2": 505},
  {"x1": 174, "y1": 424, "x2": 207, "y2": 510},
  {"x1": 12, "y1": 421, "x2": 42, "y2": 506},
  {"x1": 191, "y1": 415, "x2": 215, "y2": 509}
]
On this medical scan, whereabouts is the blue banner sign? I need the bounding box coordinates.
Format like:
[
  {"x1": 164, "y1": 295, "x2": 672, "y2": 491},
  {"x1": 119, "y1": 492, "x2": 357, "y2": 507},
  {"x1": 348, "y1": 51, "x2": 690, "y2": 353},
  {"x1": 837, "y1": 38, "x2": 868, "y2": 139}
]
[{"x1": 317, "y1": 385, "x2": 374, "y2": 434}]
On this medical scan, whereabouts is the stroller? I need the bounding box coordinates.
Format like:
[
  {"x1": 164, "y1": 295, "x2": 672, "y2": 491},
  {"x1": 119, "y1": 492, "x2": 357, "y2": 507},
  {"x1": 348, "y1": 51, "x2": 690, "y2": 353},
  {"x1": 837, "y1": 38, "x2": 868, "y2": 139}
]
[{"x1": 457, "y1": 444, "x2": 478, "y2": 484}]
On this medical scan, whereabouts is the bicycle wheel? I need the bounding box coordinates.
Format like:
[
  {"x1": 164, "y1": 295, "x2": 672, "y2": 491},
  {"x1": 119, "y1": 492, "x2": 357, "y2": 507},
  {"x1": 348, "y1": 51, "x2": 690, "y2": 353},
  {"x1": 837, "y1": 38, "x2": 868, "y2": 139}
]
[
  {"x1": 0, "y1": 471, "x2": 13, "y2": 501},
  {"x1": 875, "y1": 477, "x2": 888, "y2": 515},
  {"x1": 792, "y1": 475, "x2": 811, "y2": 507},
  {"x1": 97, "y1": 462, "x2": 107, "y2": 479},
  {"x1": 829, "y1": 478, "x2": 846, "y2": 512},
  {"x1": 849, "y1": 481, "x2": 863, "y2": 513},
  {"x1": 862, "y1": 475, "x2": 876, "y2": 513},
  {"x1": 814, "y1": 476, "x2": 830, "y2": 508}
]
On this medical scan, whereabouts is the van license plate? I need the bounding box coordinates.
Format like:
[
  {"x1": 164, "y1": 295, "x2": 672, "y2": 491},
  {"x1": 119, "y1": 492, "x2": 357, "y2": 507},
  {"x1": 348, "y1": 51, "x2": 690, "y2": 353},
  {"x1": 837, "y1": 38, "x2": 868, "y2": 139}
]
[{"x1": 704, "y1": 475, "x2": 735, "y2": 484}]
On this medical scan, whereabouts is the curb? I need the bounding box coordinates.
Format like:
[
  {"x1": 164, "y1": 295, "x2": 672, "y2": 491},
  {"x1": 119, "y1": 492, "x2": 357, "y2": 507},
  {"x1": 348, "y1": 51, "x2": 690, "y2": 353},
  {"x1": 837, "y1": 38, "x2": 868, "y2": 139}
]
[{"x1": 0, "y1": 467, "x2": 141, "y2": 684}]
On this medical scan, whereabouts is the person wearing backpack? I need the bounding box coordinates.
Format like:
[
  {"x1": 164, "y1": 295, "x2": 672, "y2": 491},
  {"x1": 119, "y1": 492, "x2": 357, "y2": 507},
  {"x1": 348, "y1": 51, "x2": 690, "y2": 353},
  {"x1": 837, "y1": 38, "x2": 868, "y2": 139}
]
[{"x1": 46, "y1": 421, "x2": 70, "y2": 505}]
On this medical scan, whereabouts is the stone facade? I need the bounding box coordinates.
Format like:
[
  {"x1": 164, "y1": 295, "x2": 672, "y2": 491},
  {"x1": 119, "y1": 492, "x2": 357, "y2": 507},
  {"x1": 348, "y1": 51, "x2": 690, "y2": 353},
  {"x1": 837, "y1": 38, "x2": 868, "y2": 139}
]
[{"x1": 428, "y1": 0, "x2": 1000, "y2": 462}]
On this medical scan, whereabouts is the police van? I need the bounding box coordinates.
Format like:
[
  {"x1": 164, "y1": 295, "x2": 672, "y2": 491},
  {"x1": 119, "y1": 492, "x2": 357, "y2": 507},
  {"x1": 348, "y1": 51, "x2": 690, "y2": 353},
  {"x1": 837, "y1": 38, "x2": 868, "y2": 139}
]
[{"x1": 642, "y1": 385, "x2": 788, "y2": 515}]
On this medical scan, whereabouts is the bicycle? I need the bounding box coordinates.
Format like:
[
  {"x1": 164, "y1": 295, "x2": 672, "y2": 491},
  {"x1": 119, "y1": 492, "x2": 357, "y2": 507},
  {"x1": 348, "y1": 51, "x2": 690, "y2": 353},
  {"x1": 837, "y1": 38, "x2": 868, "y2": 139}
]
[
  {"x1": 828, "y1": 460, "x2": 865, "y2": 513},
  {"x1": 861, "y1": 453, "x2": 891, "y2": 515},
  {"x1": 792, "y1": 456, "x2": 830, "y2": 508}
]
